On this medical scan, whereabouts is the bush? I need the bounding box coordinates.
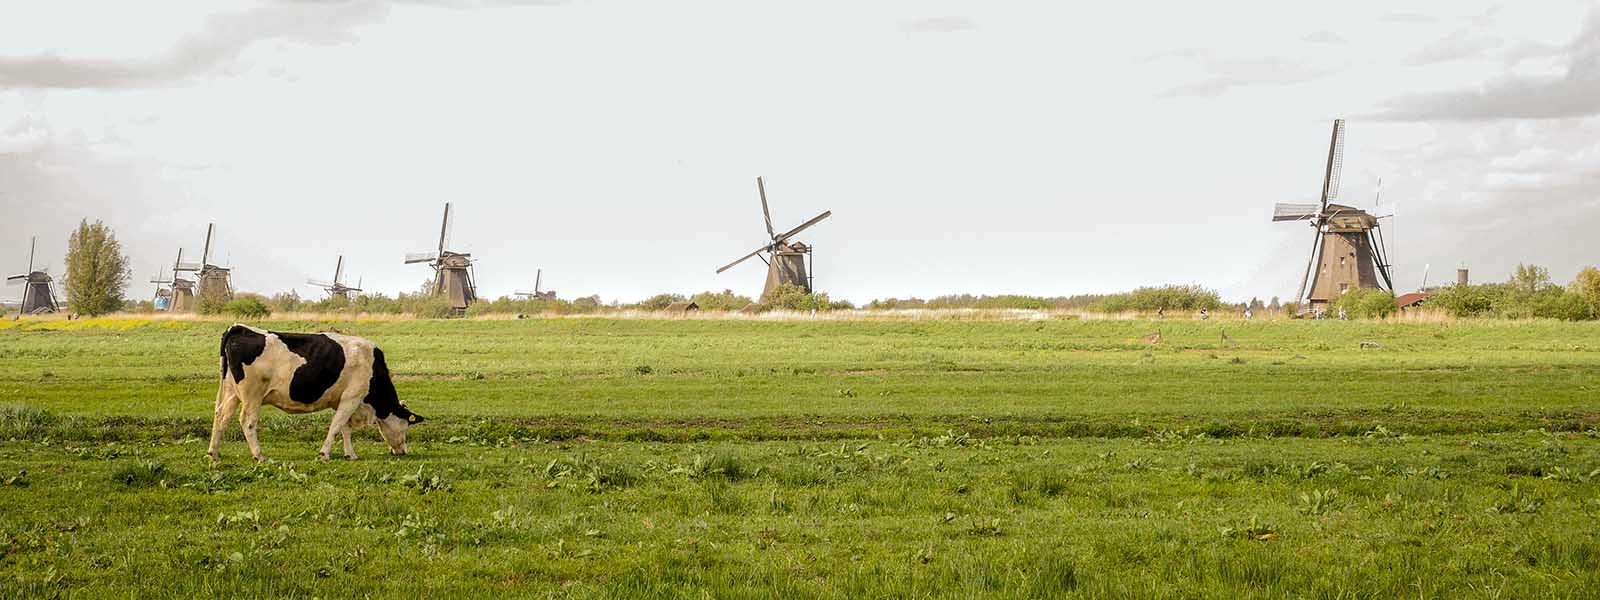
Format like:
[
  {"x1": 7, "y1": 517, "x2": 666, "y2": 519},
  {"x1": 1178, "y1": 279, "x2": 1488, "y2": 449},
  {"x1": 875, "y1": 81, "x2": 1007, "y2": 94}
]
[
  {"x1": 223, "y1": 296, "x2": 271, "y2": 319},
  {"x1": 630, "y1": 293, "x2": 685, "y2": 311},
  {"x1": 196, "y1": 294, "x2": 231, "y2": 316},
  {"x1": 763, "y1": 284, "x2": 834, "y2": 311},
  {"x1": 1429, "y1": 284, "x2": 1501, "y2": 317},
  {"x1": 414, "y1": 298, "x2": 460, "y2": 319},
  {"x1": 1093, "y1": 285, "x2": 1221, "y2": 313},
  {"x1": 1331, "y1": 289, "x2": 1395, "y2": 319},
  {"x1": 689, "y1": 290, "x2": 755, "y2": 311}
]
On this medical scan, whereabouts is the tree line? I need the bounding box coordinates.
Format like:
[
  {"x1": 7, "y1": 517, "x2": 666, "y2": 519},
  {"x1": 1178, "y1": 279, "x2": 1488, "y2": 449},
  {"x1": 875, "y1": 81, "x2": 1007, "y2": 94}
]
[{"x1": 19, "y1": 221, "x2": 1600, "y2": 321}]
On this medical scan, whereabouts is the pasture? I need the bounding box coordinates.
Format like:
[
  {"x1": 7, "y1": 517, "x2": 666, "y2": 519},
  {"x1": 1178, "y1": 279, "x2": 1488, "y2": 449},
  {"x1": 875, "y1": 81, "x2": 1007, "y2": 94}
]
[{"x1": 1, "y1": 316, "x2": 1598, "y2": 598}]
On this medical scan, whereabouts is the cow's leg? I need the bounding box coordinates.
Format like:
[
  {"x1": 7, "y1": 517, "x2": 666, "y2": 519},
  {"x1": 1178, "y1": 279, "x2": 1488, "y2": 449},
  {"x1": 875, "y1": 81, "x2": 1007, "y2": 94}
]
[
  {"x1": 239, "y1": 397, "x2": 265, "y2": 462},
  {"x1": 320, "y1": 399, "x2": 363, "y2": 461},
  {"x1": 340, "y1": 426, "x2": 356, "y2": 460},
  {"x1": 207, "y1": 379, "x2": 239, "y2": 460}
]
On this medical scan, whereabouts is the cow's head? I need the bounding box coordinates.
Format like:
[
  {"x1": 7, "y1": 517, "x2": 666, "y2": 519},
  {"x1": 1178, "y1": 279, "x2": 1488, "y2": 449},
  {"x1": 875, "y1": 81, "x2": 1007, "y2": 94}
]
[{"x1": 376, "y1": 402, "x2": 425, "y2": 455}]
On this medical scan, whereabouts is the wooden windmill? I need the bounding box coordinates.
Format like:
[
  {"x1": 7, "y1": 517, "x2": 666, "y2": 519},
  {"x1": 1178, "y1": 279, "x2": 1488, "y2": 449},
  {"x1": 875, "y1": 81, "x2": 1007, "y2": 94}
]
[
  {"x1": 308, "y1": 255, "x2": 362, "y2": 300},
  {"x1": 404, "y1": 203, "x2": 477, "y2": 314},
  {"x1": 5, "y1": 236, "x2": 60, "y2": 314},
  {"x1": 1272, "y1": 119, "x2": 1394, "y2": 312},
  {"x1": 716, "y1": 177, "x2": 832, "y2": 300},
  {"x1": 158, "y1": 248, "x2": 200, "y2": 311},
  {"x1": 514, "y1": 269, "x2": 556, "y2": 300},
  {"x1": 179, "y1": 224, "x2": 234, "y2": 305}
]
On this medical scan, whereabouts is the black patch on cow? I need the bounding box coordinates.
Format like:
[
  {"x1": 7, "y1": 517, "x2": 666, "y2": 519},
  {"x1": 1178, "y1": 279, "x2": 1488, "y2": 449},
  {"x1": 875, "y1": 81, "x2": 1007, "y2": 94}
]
[
  {"x1": 274, "y1": 333, "x2": 346, "y2": 404},
  {"x1": 220, "y1": 325, "x2": 267, "y2": 384},
  {"x1": 365, "y1": 348, "x2": 422, "y2": 423}
]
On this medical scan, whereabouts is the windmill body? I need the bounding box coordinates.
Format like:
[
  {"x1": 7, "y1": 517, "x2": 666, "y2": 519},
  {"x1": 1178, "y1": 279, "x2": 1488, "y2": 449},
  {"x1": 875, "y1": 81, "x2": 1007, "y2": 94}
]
[
  {"x1": 6, "y1": 237, "x2": 60, "y2": 314},
  {"x1": 716, "y1": 177, "x2": 832, "y2": 301},
  {"x1": 193, "y1": 224, "x2": 234, "y2": 304},
  {"x1": 1272, "y1": 120, "x2": 1394, "y2": 312},
  {"x1": 405, "y1": 203, "x2": 477, "y2": 314}
]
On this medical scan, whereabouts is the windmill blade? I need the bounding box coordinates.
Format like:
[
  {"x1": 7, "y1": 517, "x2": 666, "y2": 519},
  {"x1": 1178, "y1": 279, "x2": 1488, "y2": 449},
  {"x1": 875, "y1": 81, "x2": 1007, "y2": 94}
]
[
  {"x1": 202, "y1": 224, "x2": 216, "y2": 266},
  {"x1": 27, "y1": 236, "x2": 36, "y2": 273},
  {"x1": 149, "y1": 276, "x2": 173, "y2": 284},
  {"x1": 404, "y1": 251, "x2": 438, "y2": 264},
  {"x1": 773, "y1": 210, "x2": 832, "y2": 243},
  {"x1": 308, "y1": 279, "x2": 335, "y2": 288},
  {"x1": 5, "y1": 275, "x2": 26, "y2": 285},
  {"x1": 437, "y1": 203, "x2": 453, "y2": 256},
  {"x1": 1293, "y1": 226, "x2": 1323, "y2": 307},
  {"x1": 1319, "y1": 119, "x2": 1345, "y2": 208},
  {"x1": 334, "y1": 256, "x2": 345, "y2": 286},
  {"x1": 175, "y1": 262, "x2": 202, "y2": 271},
  {"x1": 1272, "y1": 203, "x2": 1322, "y2": 222},
  {"x1": 535, "y1": 268, "x2": 542, "y2": 293},
  {"x1": 716, "y1": 243, "x2": 777, "y2": 274},
  {"x1": 756, "y1": 177, "x2": 776, "y2": 239}
]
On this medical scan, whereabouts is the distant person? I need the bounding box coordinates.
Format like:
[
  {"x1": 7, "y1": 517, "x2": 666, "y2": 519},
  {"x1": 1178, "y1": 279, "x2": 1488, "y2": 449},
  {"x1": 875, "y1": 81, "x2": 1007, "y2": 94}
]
[
  {"x1": 1338, "y1": 307, "x2": 1348, "y2": 321},
  {"x1": 1243, "y1": 308, "x2": 1253, "y2": 320},
  {"x1": 1199, "y1": 308, "x2": 1209, "y2": 320},
  {"x1": 1156, "y1": 308, "x2": 1165, "y2": 319}
]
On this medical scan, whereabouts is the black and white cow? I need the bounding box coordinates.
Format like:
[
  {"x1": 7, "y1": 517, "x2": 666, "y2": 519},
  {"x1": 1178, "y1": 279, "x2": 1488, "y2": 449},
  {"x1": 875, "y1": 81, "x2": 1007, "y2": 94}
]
[{"x1": 209, "y1": 324, "x2": 424, "y2": 461}]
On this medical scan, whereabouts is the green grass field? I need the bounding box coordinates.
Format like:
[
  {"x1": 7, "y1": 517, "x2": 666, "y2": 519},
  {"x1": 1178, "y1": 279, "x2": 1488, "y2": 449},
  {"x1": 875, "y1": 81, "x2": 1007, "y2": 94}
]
[{"x1": 2, "y1": 316, "x2": 1598, "y2": 597}]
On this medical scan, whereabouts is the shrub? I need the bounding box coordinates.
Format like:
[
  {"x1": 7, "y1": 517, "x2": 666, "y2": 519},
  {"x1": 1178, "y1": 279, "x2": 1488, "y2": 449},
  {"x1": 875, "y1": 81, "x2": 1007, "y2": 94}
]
[
  {"x1": 414, "y1": 298, "x2": 459, "y2": 319},
  {"x1": 689, "y1": 289, "x2": 755, "y2": 311},
  {"x1": 763, "y1": 284, "x2": 833, "y2": 311},
  {"x1": 224, "y1": 296, "x2": 272, "y2": 319},
  {"x1": 1093, "y1": 285, "x2": 1221, "y2": 312},
  {"x1": 1331, "y1": 289, "x2": 1395, "y2": 319}
]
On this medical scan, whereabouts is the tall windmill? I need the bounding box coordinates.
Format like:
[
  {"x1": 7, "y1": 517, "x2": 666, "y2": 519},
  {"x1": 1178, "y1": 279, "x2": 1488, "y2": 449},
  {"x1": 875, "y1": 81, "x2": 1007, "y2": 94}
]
[
  {"x1": 716, "y1": 177, "x2": 832, "y2": 300},
  {"x1": 1272, "y1": 119, "x2": 1394, "y2": 312},
  {"x1": 189, "y1": 224, "x2": 233, "y2": 303},
  {"x1": 514, "y1": 268, "x2": 556, "y2": 300},
  {"x1": 6, "y1": 236, "x2": 60, "y2": 314},
  {"x1": 404, "y1": 203, "x2": 477, "y2": 314},
  {"x1": 308, "y1": 255, "x2": 362, "y2": 300}
]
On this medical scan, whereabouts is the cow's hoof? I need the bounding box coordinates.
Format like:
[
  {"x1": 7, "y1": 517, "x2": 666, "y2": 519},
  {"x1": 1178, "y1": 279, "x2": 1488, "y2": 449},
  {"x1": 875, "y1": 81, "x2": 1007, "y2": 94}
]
[
  {"x1": 252, "y1": 455, "x2": 266, "y2": 463},
  {"x1": 345, "y1": 455, "x2": 359, "y2": 461},
  {"x1": 318, "y1": 452, "x2": 330, "y2": 462},
  {"x1": 206, "y1": 452, "x2": 219, "y2": 461}
]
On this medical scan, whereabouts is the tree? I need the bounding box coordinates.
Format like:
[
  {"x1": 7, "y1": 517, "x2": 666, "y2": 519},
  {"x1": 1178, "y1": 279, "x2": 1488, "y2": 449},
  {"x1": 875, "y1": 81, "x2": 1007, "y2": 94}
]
[
  {"x1": 1510, "y1": 263, "x2": 1551, "y2": 295},
  {"x1": 64, "y1": 219, "x2": 132, "y2": 316},
  {"x1": 1572, "y1": 266, "x2": 1600, "y2": 314}
]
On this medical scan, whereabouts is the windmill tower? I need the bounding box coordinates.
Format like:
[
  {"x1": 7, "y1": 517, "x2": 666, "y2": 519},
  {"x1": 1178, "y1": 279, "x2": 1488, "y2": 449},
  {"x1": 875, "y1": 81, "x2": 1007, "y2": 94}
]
[
  {"x1": 1272, "y1": 119, "x2": 1394, "y2": 312},
  {"x1": 514, "y1": 269, "x2": 556, "y2": 300},
  {"x1": 308, "y1": 255, "x2": 363, "y2": 300},
  {"x1": 6, "y1": 236, "x2": 60, "y2": 314},
  {"x1": 190, "y1": 224, "x2": 233, "y2": 304},
  {"x1": 404, "y1": 203, "x2": 477, "y2": 314},
  {"x1": 716, "y1": 177, "x2": 832, "y2": 300}
]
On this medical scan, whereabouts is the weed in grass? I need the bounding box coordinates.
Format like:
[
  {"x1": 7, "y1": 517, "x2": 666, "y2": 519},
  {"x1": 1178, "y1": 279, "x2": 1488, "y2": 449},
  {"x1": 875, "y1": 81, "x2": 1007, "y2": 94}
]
[
  {"x1": 1487, "y1": 485, "x2": 1543, "y2": 515},
  {"x1": 110, "y1": 461, "x2": 170, "y2": 488},
  {"x1": 1298, "y1": 489, "x2": 1341, "y2": 516}
]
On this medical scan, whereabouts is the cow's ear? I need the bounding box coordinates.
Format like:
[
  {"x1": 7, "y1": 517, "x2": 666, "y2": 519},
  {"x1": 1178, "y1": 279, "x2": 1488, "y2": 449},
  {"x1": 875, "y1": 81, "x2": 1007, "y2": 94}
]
[{"x1": 408, "y1": 414, "x2": 425, "y2": 424}]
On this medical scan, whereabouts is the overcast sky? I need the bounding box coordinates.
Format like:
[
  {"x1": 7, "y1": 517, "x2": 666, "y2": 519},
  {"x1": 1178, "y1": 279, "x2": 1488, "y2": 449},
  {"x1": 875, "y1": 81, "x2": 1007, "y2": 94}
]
[{"x1": 3, "y1": 0, "x2": 1597, "y2": 304}]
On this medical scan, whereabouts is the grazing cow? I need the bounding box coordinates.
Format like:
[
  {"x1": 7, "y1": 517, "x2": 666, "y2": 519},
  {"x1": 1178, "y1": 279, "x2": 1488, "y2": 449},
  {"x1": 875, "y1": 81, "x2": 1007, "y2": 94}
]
[{"x1": 209, "y1": 324, "x2": 424, "y2": 461}]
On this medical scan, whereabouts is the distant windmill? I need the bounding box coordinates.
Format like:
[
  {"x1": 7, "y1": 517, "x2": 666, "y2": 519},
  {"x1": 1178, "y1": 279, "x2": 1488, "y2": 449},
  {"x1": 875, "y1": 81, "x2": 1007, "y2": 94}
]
[
  {"x1": 404, "y1": 203, "x2": 477, "y2": 314},
  {"x1": 178, "y1": 224, "x2": 234, "y2": 305},
  {"x1": 308, "y1": 255, "x2": 363, "y2": 300},
  {"x1": 5, "y1": 236, "x2": 60, "y2": 314},
  {"x1": 159, "y1": 248, "x2": 201, "y2": 311},
  {"x1": 716, "y1": 177, "x2": 832, "y2": 300},
  {"x1": 1271, "y1": 119, "x2": 1394, "y2": 312},
  {"x1": 514, "y1": 268, "x2": 556, "y2": 300}
]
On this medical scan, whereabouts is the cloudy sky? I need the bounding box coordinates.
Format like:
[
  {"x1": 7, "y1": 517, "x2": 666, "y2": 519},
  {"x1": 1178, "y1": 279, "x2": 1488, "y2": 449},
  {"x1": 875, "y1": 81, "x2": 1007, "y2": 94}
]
[{"x1": 2, "y1": 0, "x2": 1597, "y2": 304}]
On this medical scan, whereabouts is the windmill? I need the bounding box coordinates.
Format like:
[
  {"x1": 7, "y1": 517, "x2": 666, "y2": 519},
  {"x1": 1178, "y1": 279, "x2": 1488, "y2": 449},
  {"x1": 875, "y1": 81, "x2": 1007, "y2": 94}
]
[
  {"x1": 716, "y1": 176, "x2": 832, "y2": 300},
  {"x1": 308, "y1": 255, "x2": 363, "y2": 300},
  {"x1": 404, "y1": 203, "x2": 477, "y2": 314},
  {"x1": 6, "y1": 236, "x2": 60, "y2": 314},
  {"x1": 160, "y1": 248, "x2": 201, "y2": 312},
  {"x1": 514, "y1": 268, "x2": 556, "y2": 300},
  {"x1": 1272, "y1": 119, "x2": 1394, "y2": 312},
  {"x1": 183, "y1": 224, "x2": 234, "y2": 305}
]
